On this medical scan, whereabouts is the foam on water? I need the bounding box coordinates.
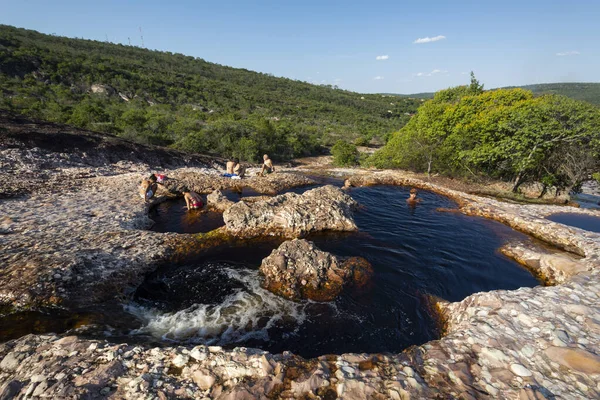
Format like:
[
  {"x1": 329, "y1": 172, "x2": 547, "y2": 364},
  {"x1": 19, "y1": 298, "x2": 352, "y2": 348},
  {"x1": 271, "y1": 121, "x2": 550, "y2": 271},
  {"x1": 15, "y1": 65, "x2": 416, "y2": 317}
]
[{"x1": 127, "y1": 267, "x2": 309, "y2": 345}]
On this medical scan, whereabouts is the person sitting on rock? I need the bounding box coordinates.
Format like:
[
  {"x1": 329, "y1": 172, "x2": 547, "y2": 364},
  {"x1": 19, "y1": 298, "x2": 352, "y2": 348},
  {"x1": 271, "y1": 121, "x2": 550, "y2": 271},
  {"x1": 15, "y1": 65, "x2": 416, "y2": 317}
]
[
  {"x1": 183, "y1": 187, "x2": 204, "y2": 210},
  {"x1": 226, "y1": 159, "x2": 236, "y2": 175},
  {"x1": 139, "y1": 174, "x2": 158, "y2": 202},
  {"x1": 233, "y1": 162, "x2": 246, "y2": 179},
  {"x1": 260, "y1": 154, "x2": 275, "y2": 176},
  {"x1": 407, "y1": 188, "x2": 421, "y2": 205}
]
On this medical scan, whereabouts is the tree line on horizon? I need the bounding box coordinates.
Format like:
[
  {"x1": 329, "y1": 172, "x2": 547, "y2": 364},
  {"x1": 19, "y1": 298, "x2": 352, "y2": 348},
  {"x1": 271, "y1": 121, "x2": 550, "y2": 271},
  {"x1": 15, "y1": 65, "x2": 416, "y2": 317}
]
[{"x1": 0, "y1": 24, "x2": 420, "y2": 162}]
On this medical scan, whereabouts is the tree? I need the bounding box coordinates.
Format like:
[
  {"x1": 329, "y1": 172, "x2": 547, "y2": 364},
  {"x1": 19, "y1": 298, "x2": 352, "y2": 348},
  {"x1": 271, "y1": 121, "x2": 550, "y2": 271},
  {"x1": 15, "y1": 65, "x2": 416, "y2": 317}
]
[{"x1": 331, "y1": 140, "x2": 359, "y2": 167}]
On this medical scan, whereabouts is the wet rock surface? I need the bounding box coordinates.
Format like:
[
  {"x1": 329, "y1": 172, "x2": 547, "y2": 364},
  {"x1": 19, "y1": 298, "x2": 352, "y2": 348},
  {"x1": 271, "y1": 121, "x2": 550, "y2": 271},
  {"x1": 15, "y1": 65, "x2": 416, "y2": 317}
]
[
  {"x1": 1, "y1": 117, "x2": 599, "y2": 398},
  {"x1": 259, "y1": 239, "x2": 373, "y2": 301},
  {"x1": 223, "y1": 185, "x2": 358, "y2": 238}
]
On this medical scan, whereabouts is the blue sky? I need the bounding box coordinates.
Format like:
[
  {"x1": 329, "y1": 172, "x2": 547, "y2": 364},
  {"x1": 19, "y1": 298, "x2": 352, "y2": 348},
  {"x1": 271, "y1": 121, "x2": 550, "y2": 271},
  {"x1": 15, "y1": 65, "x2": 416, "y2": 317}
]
[{"x1": 1, "y1": 0, "x2": 598, "y2": 93}]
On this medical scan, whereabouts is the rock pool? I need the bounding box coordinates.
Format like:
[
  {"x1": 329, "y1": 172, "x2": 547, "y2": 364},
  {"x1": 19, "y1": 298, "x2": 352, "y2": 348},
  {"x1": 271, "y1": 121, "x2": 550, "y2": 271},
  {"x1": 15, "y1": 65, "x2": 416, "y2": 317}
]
[{"x1": 129, "y1": 186, "x2": 538, "y2": 358}]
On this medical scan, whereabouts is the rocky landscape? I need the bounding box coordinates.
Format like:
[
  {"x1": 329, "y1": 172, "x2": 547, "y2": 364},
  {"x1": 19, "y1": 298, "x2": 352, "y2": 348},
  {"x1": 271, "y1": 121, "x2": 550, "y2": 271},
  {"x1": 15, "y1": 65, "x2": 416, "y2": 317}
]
[{"x1": 1, "y1": 112, "x2": 599, "y2": 399}]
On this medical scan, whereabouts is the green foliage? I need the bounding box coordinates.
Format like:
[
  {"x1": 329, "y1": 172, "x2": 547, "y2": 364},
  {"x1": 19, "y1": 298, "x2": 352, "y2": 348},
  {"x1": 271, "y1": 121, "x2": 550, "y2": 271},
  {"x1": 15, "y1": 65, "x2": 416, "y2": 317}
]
[
  {"x1": 354, "y1": 136, "x2": 369, "y2": 146},
  {"x1": 331, "y1": 140, "x2": 359, "y2": 167},
  {"x1": 0, "y1": 24, "x2": 421, "y2": 161},
  {"x1": 371, "y1": 85, "x2": 600, "y2": 191}
]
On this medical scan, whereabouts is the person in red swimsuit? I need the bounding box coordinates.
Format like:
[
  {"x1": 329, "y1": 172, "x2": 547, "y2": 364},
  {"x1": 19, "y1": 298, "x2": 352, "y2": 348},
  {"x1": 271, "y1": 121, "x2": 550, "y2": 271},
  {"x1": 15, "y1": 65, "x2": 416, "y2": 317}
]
[{"x1": 182, "y1": 187, "x2": 204, "y2": 210}]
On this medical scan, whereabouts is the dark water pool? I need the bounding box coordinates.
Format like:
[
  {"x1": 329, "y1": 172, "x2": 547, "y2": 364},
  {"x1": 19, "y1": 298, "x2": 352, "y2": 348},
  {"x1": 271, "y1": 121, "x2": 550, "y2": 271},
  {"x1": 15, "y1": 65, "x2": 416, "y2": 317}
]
[
  {"x1": 149, "y1": 188, "x2": 266, "y2": 234},
  {"x1": 150, "y1": 199, "x2": 225, "y2": 234},
  {"x1": 546, "y1": 212, "x2": 600, "y2": 233},
  {"x1": 128, "y1": 186, "x2": 538, "y2": 358}
]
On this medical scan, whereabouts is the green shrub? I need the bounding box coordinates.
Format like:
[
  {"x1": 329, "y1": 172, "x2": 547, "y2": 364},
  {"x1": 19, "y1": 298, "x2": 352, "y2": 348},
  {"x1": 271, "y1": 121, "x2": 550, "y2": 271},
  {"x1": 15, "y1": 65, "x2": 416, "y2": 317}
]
[
  {"x1": 331, "y1": 140, "x2": 358, "y2": 167},
  {"x1": 354, "y1": 136, "x2": 368, "y2": 146}
]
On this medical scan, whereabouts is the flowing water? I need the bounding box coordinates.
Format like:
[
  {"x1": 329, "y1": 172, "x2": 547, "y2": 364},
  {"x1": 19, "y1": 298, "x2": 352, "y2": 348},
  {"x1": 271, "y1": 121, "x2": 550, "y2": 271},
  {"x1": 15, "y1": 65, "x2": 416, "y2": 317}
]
[{"x1": 128, "y1": 185, "x2": 538, "y2": 357}]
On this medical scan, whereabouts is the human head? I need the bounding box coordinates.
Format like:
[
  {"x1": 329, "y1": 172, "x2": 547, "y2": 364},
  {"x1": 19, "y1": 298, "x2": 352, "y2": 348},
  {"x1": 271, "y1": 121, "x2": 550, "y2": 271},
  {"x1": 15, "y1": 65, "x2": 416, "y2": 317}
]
[
  {"x1": 409, "y1": 188, "x2": 417, "y2": 197},
  {"x1": 181, "y1": 187, "x2": 190, "y2": 194},
  {"x1": 149, "y1": 174, "x2": 157, "y2": 182},
  {"x1": 263, "y1": 154, "x2": 269, "y2": 161}
]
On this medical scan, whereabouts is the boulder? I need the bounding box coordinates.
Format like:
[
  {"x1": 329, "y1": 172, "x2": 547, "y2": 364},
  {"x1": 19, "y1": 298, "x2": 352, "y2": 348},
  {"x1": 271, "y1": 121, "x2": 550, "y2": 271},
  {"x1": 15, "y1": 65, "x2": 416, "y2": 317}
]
[
  {"x1": 223, "y1": 185, "x2": 358, "y2": 238},
  {"x1": 90, "y1": 84, "x2": 115, "y2": 96},
  {"x1": 259, "y1": 239, "x2": 373, "y2": 301},
  {"x1": 207, "y1": 190, "x2": 235, "y2": 212}
]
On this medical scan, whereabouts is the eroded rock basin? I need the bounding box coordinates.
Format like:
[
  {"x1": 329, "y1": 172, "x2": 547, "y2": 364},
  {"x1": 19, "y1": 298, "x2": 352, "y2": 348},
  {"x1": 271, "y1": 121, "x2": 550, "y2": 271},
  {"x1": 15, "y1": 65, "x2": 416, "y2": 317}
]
[{"x1": 125, "y1": 186, "x2": 538, "y2": 358}]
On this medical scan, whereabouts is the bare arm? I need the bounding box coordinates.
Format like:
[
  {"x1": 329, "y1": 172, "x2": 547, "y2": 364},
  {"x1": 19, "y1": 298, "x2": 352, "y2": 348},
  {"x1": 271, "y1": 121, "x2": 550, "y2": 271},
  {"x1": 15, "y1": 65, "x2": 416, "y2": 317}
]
[{"x1": 184, "y1": 194, "x2": 191, "y2": 210}]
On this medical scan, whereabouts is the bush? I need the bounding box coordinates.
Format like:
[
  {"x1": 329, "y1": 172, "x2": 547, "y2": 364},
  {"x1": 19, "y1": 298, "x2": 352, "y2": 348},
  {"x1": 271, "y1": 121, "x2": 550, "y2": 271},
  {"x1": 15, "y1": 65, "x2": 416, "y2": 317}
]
[
  {"x1": 354, "y1": 136, "x2": 369, "y2": 146},
  {"x1": 331, "y1": 140, "x2": 359, "y2": 167}
]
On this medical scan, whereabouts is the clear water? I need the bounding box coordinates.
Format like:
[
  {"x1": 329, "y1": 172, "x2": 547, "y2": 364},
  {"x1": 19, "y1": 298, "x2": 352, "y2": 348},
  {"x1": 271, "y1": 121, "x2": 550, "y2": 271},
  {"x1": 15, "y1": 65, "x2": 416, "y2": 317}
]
[{"x1": 129, "y1": 185, "x2": 538, "y2": 357}]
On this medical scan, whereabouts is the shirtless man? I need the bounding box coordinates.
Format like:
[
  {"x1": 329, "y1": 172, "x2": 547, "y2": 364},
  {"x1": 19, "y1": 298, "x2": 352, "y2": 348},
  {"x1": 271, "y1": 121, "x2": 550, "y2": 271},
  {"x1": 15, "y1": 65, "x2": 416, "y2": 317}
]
[
  {"x1": 183, "y1": 188, "x2": 204, "y2": 210},
  {"x1": 226, "y1": 159, "x2": 236, "y2": 175},
  {"x1": 407, "y1": 188, "x2": 421, "y2": 205},
  {"x1": 233, "y1": 162, "x2": 246, "y2": 178},
  {"x1": 260, "y1": 154, "x2": 275, "y2": 176},
  {"x1": 139, "y1": 174, "x2": 158, "y2": 202}
]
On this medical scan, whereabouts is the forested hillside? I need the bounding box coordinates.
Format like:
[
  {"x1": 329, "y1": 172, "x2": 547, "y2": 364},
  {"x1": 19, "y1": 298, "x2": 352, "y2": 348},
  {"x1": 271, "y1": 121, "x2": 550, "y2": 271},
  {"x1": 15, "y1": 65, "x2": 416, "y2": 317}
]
[
  {"x1": 394, "y1": 83, "x2": 600, "y2": 105},
  {"x1": 0, "y1": 24, "x2": 420, "y2": 162}
]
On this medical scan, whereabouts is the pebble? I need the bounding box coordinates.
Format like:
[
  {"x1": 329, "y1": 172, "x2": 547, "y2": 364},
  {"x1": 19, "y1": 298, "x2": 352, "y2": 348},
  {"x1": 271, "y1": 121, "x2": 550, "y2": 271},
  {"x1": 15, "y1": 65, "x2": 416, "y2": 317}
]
[{"x1": 510, "y1": 364, "x2": 533, "y2": 377}]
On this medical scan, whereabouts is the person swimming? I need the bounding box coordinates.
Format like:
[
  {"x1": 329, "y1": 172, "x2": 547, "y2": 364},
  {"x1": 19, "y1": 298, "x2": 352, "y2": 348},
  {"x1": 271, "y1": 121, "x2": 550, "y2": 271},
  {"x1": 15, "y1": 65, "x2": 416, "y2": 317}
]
[
  {"x1": 407, "y1": 188, "x2": 421, "y2": 205},
  {"x1": 260, "y1": 154, "x2": 275, "y2": 176},
  {"x1": 182, "y1": 187, "x2": 204, "y2": 210},
  {"x1": 139, "y1": 174, "x2": 158, "y2": 202}
]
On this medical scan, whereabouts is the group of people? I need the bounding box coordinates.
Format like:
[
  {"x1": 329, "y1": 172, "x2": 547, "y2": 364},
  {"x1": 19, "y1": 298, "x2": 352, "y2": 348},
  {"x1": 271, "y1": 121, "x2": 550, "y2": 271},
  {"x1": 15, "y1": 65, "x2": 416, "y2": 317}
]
[
  {"x1": 139, "y1": 173, "x2": 203, "y2": 211},
  {"x1": 138, "y1": 154, "x2": 276, "y2": 212},
  {"x1": 140, "y1": 159, "x2": 421, "y2": 214},
  {"x1": 223, "y1": 154, "x2": 275, "y2": 179}
]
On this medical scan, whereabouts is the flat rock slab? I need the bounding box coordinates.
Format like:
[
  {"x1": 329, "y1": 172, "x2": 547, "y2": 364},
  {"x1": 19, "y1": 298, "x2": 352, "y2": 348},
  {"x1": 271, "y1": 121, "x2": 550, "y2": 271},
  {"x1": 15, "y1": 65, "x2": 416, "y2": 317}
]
[{"x1": 223, "y1": 185, "x2": 358, "y2": 238}]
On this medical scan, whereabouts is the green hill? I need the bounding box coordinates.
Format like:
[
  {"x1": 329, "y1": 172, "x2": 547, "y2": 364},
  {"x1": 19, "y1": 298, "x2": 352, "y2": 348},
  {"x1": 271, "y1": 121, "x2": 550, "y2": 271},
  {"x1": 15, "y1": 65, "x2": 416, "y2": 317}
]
[
  {"x1": 0, "y1": 24, "x2": 420, "y2": 162},
  {"x1": 393, "y1": 83, "x2": 600, "y2": 105}
]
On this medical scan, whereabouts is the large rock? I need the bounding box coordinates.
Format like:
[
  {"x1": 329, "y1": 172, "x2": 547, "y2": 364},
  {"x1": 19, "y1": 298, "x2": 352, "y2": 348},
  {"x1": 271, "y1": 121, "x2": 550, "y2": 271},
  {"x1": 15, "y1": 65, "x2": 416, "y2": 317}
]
[
  {"x1": 207, "y1": 189, "x2": 235, "y2": 212},
  {"x1": 259, "y1": 239, "x2": 373, "y2": 301},
  {"x1": 223, "y1": 185, "x2": 358, "y2": 238},
  {"x1": 90, "y1": 83, "x2": 115, "y2": 96}
]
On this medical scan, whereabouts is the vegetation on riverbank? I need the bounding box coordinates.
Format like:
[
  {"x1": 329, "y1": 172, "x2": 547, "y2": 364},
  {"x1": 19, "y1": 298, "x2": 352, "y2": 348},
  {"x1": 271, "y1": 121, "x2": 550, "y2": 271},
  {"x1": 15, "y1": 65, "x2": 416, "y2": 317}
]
[
  {"x1": 0, "y1": 24, "x2": 420, "y2": 162},
  {"x1": 370, "y1": 75, "x2": 600, "y2": 196}
]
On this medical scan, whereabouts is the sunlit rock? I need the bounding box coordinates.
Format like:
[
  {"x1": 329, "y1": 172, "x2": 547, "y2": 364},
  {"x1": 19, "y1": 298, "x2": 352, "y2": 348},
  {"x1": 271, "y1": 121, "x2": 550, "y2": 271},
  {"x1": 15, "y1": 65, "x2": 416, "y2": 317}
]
[
  {"x1": 259, "y1": 239, "x2": 373, "y2": 301},
  {"x1": 223, "y1": 185, "x2": 358, "y2": 238}
]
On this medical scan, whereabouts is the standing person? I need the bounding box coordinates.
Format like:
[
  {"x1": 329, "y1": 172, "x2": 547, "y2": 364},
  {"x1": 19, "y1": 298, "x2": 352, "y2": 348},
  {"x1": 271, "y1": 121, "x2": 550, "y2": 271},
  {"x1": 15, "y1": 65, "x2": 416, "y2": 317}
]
[
  {"x1": 182, "y1": 187, "x2": 204, "y2": 210},
  {"x1": 139, "y1": 174, "x2": 158, "y2": 202},
  {"x1": 260, "y1": 154, "x2": 275, "y2": 176}
]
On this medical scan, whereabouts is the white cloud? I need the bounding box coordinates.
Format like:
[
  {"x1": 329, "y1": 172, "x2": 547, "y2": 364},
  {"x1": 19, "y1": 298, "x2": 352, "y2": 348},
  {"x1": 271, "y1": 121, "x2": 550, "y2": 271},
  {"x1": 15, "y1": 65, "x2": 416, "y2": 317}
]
[
  {"x1": 556, "y1": 51, "x2": 580, "y2": 56},
  {"x1": 413, "y1": 35, "x2": 446, "y2": 44},
  {"x1": 376, "y1": 55, "x2": 389, "y2": 60},
  {"x1": 414, "y1": 69, "x2": 447, "y2": 77},
  {"x1": 374, "y1": 76, "x2": 384, "y2": 80}
]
